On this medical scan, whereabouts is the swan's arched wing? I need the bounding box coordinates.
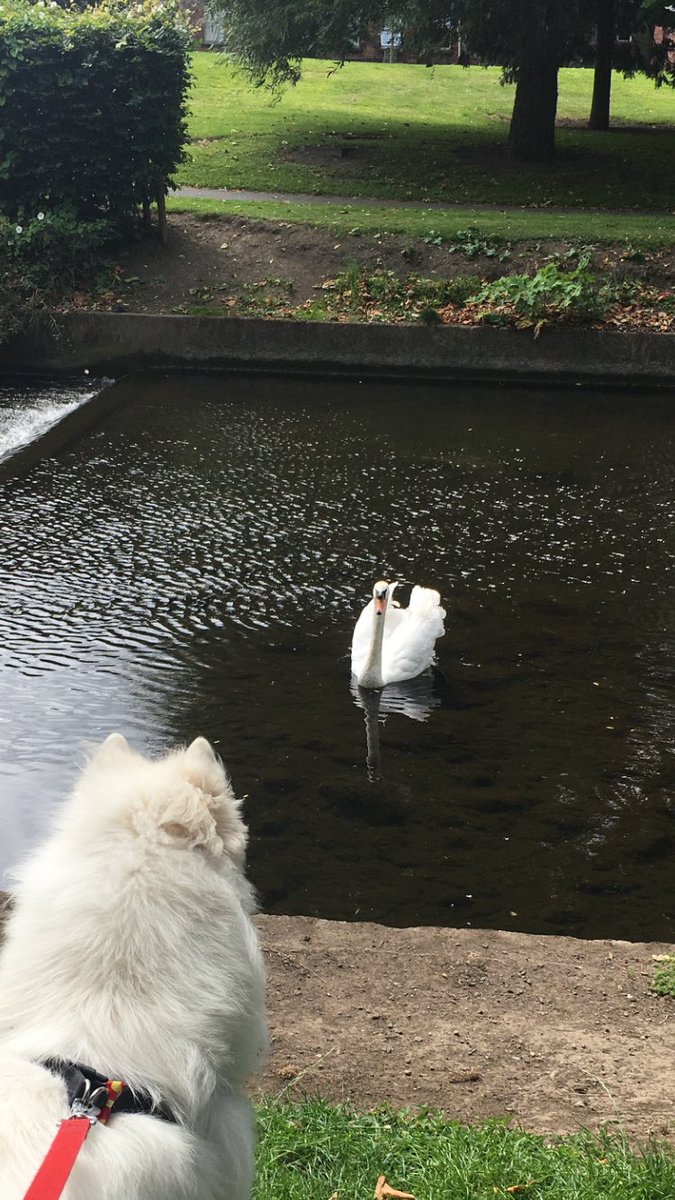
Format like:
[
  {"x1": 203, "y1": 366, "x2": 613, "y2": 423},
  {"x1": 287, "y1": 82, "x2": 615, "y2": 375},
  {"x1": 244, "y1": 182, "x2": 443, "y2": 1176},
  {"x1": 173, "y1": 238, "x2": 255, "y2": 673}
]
[
  {"x1": 409, "y1": 585, "x2": 445, "y2": 619},
  {"x1": 381, "y1": 624, "x2": 439, "y2": 683},
  {"x1": 383, "y1": 605, "x2": 406, "y2": 634},
  {"x1": 381, "y1": 587, "x2": 446, "y2": 684}
]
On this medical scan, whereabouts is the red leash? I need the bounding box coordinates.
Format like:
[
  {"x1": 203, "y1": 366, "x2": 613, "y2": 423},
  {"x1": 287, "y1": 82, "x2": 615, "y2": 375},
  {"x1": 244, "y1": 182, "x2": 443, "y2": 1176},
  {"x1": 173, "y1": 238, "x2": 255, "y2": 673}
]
[
  {"x1": 23, "y1": 1117, "x2": 93, "y2": 1200},
  {"x1": 23, "y1": 1080, "x2": 125, "y2": 1200}
]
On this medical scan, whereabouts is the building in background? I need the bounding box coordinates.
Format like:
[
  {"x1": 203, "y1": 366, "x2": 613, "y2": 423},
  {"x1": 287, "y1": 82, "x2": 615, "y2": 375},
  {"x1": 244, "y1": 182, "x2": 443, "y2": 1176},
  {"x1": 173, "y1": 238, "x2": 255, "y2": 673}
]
[{"x1": 195, "y1": 12, "x2": 463, "y2": 62}]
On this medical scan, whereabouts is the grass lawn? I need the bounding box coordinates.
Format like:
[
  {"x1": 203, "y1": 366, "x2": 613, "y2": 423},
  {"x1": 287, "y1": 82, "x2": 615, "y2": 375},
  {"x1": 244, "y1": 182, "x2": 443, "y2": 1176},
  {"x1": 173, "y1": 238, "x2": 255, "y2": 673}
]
[
  {"x1": 254, "y1": 1099, "x2": 675, "y2": 1200},
  {"x1": 179, "y1": 55, "x2": 675, "y2": 214},
  {"x1": 167, "y1": 195, "x2": 675, "y2": 247}
]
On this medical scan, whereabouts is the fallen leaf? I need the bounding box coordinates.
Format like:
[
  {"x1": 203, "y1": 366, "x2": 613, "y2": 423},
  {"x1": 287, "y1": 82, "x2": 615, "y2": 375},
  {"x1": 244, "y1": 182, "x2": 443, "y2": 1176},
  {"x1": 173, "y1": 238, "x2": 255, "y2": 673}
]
[
  {"x1": 375, "y1": 1176, "x2": 415, "y2": 1200},
  {"x1": 275, "y1": 1064, "x2": 300, "y2": 1081}
]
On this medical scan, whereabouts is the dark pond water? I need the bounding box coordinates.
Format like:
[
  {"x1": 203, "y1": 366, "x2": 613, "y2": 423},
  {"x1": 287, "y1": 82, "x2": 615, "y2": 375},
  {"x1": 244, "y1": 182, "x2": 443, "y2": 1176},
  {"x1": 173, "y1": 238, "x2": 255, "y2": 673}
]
[{"x1": 0, "y1": 371, "x2": 673, "y2": 940}]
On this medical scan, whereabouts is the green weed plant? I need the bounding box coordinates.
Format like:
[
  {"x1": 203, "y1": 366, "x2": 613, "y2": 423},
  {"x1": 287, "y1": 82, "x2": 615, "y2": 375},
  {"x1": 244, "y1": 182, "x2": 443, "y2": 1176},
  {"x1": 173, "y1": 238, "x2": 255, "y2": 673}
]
[
  {"x1": 476, "y1": 256, "x2": 613, "y2": 328},
  {"x1": 651, "y1": 955, "x2": 675, "y2": 998},
  {"x1": 0, "y1": 210, "x2": 111, "y2": 344}
]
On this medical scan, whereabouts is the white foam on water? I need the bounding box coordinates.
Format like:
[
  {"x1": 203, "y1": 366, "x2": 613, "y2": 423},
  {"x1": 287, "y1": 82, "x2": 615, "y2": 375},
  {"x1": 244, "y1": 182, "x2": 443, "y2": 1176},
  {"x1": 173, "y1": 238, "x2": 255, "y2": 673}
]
[{"x1": 0, "y1": 383, "x2": 96, "y2": 460}]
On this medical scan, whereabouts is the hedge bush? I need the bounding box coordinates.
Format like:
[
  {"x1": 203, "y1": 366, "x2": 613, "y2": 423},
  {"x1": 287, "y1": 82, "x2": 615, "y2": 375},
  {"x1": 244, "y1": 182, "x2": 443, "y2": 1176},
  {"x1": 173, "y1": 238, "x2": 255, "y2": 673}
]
[{"x1": 0, "y1": 0, "x2": 191, "y2": 220}]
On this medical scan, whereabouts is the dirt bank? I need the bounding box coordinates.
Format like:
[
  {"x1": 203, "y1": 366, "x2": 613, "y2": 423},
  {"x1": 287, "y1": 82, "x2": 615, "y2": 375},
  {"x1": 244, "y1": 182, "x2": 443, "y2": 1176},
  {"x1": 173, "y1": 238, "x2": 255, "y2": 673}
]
[
  {"x1": 71, "y1": 213, "x2": 675, "y2": 330},
  {"x1": 255, "y1": 915, "x2": 673, "y2": 1143},
  {"x1": 0, "y1": 897, "x2": 671, "y2": 1141}
]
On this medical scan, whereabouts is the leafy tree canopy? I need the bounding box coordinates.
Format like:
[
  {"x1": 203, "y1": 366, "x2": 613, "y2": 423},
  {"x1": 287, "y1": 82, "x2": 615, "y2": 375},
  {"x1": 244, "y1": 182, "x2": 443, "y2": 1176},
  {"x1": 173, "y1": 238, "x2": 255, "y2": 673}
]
[
  {"x1": 212, "y1": 1, "x2": 441, "y2": 87},
  {"x1": 629, "y1": 0, "x2": 675, "y2": 85},
  {"x1": 213, "y1": 0, "x2": 672, "y2": 85}
]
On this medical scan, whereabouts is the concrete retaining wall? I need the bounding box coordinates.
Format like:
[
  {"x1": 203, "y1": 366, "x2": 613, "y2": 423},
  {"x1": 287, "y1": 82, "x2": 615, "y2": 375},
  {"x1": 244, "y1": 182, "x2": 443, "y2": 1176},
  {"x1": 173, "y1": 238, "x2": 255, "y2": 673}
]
[{"x1": 2, "y1": 312, "x2": 674, "y2": 387}]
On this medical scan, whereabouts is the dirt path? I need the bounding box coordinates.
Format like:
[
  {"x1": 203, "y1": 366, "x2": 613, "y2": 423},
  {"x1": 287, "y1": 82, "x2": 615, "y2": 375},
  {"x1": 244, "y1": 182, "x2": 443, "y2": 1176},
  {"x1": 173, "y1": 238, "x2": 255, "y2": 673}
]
[{"x1": 256, "y1": 916, "x2": 673, "y2": 1142}]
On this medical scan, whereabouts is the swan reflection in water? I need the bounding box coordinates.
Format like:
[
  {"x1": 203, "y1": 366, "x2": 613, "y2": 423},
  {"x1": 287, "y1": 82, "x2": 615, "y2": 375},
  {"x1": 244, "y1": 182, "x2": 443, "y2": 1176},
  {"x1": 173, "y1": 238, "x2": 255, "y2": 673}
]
[{"x1": 350, "y1": 670, "x2": 444, "y2": 781}]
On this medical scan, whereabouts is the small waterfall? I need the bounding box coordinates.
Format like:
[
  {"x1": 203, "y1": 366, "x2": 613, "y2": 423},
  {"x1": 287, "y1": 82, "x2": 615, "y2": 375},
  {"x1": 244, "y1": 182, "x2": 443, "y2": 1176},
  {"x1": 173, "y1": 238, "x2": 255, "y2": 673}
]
[{"x1": 0, "y1": 378, "x2": 97, "y2": 465}]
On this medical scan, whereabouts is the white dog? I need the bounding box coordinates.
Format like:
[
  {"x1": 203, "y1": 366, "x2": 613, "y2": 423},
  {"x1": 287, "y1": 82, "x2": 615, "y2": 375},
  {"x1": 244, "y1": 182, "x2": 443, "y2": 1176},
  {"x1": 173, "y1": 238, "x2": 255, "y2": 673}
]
[{"x1": 0, "y1": 734, "x2": 267, "y2": 1200}]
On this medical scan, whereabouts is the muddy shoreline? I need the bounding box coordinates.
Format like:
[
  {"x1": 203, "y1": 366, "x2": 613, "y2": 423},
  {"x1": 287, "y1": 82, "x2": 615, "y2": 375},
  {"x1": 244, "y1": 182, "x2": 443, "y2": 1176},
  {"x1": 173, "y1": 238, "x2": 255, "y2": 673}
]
[
  {"x1": 2, "y1": 896, "x2": 669, "y2": 1141},
  {"x1": 255, "y1": 916, "x2": 673, "y2": 1142}
]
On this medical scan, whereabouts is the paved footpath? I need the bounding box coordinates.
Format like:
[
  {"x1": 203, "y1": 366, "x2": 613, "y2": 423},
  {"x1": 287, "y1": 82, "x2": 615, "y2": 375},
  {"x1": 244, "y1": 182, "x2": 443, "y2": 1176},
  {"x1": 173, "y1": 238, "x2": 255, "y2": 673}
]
[{"x1": 174, "y1": 186, "x2": 649, "y2": 219}]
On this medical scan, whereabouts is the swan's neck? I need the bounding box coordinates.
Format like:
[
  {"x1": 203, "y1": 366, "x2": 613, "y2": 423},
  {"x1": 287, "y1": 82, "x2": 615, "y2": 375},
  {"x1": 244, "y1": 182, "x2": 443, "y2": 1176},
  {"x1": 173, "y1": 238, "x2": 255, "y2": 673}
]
[{"x1": 359, "y1": 606, "x2": 386, "y2": 688}]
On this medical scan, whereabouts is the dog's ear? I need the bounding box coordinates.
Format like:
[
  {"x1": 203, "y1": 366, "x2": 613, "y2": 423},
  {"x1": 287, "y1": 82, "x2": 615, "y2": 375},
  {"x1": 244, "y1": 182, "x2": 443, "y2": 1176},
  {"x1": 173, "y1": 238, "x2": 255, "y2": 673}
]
[
  {"x1": 101, "y1": 732, "x2": 129, "y2": 752},
  {"x1": 182, "y1": 737, "x2": 229, "y2": 806},
  {"x1": 136, "y1": 738, "x2": 247, "y2": 864},
  {"x1": 184, "y1": 736, "x2": 217, "y2": 767},
  {"x1": 90, "y1": 732, "x2": 131, "y2": 763}
]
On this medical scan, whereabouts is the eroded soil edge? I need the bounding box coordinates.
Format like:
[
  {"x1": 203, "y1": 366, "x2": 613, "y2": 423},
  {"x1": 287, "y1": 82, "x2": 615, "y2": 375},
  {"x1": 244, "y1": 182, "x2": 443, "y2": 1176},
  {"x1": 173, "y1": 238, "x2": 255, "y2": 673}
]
[
  {"x1": 0, "y1": 897, "x2": 671, "y2": 1141},
  {"x1": 255, "y1": 915, "x2": 673, "y2": 1142}
]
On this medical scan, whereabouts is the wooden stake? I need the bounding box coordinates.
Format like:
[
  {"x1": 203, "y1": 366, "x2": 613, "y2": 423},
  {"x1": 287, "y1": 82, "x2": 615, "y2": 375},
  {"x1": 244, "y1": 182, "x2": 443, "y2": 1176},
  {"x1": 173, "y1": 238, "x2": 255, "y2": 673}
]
[{"x1": 157, "y1": 190, "x2": 168, "y2": 246}]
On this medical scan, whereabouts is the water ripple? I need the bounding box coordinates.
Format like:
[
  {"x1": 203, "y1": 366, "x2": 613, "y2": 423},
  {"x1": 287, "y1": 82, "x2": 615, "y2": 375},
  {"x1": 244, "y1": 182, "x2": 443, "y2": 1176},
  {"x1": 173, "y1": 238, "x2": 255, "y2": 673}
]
[{"x1": 0, "y1": 374, "x2": 673, "y2": 938}]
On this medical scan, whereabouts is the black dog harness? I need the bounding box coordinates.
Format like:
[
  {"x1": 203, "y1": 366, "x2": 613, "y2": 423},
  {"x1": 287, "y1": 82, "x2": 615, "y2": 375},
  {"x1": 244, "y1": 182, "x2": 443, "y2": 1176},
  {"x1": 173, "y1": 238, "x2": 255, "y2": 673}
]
[{"x1": 42, "y1": 1058, "x2": 177, "y2": 1123}]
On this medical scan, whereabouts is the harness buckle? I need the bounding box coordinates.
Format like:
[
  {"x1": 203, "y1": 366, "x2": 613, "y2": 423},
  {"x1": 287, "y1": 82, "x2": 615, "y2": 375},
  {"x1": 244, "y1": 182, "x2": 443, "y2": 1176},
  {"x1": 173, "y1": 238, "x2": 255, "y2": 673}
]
[{"x1": 69, "y1": 1079, "x2": 108, "y2": 1125}]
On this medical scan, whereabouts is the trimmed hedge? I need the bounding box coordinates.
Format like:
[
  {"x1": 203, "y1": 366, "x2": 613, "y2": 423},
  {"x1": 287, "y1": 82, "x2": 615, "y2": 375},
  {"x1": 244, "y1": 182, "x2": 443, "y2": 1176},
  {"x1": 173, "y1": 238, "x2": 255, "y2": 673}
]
[{"x1": 0, "y1": 0, "x2": 191, "y2": 220}]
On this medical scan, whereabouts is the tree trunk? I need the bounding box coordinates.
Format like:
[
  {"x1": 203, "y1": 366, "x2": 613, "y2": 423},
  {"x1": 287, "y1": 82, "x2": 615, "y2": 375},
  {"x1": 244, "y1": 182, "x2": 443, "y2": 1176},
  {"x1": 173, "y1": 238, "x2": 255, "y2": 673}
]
[
  {"x1": 508, "y1": 57, "x2": 559, "y2": 161},
  {"x1": 589, "y1": 0, "x2": 616, "y2": 130}
]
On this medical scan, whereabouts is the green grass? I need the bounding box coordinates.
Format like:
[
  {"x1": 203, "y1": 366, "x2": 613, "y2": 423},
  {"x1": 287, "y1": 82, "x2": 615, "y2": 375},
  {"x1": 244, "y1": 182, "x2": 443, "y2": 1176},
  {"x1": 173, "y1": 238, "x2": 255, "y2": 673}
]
[
  {"x1": 651, "y1": 955, "x2": 675, "y2": 998},
  {"x1": 179, "y1": 55, "x2": 675, "y2": 212},
  {"x1": 167, "y1": 195, "x2": 675, "y2": 247},
  {"x1": 253, "y1": 1098, "x2": 675, "y2": 1200}
]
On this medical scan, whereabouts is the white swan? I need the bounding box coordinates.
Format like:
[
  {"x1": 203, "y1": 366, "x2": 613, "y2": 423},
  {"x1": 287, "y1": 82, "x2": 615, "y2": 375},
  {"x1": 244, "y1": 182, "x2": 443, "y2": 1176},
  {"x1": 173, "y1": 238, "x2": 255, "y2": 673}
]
[{"x1": 351, "y1": 579, "x2": 446, "y2": 689}]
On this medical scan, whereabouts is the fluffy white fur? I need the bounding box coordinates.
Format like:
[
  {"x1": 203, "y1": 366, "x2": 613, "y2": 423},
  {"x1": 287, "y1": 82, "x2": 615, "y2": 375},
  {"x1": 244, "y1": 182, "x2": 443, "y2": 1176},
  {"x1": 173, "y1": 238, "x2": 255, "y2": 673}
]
[{"x1": 0, "y1": 734, "x2": 267, "y2": 1200}]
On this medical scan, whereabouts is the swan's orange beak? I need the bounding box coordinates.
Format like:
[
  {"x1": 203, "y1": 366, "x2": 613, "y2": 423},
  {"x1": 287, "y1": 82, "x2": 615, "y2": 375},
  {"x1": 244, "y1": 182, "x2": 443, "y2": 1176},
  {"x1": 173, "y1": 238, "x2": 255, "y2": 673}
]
[{"x1": 374, "y1": 595, "x2": 387, "y2": 615}]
